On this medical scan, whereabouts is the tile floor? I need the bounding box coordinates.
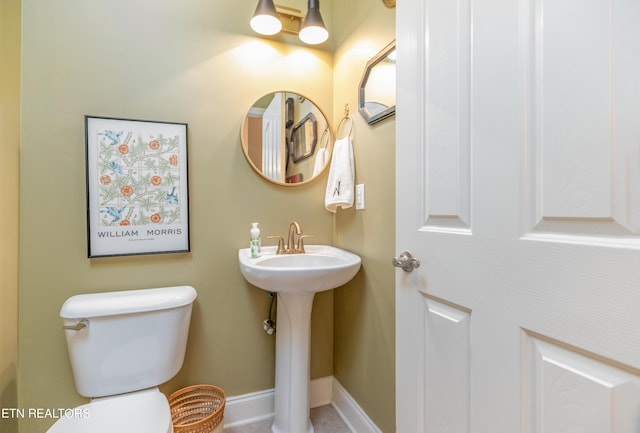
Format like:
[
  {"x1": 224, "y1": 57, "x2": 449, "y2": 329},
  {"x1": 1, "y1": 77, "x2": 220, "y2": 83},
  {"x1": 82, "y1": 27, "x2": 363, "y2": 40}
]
[{"x1": 224, "y1": 405, "x2": 352, "y2": 433}]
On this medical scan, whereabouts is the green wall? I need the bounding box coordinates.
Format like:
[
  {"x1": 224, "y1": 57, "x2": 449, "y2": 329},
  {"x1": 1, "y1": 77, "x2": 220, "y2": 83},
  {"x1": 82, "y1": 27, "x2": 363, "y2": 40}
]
[
  {"x1": 0, "y1": 0, "x2": 20, "y2": 432},
  {"x1": 16, "y1": 0, "x2": 396, "y2": 432},
  {"x1": 19, "y1": 1, "x2": 333, "y2": 431},
  {"x1": 332, "y1": 3, "x2": 396, "y2": 433}
]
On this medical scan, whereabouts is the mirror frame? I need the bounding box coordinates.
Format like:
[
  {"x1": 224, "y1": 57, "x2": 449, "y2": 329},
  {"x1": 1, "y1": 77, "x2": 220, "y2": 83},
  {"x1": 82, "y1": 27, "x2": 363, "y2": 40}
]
[
  {"x1": 241, "y1": 91, "x2": 332, "y2": 187},
  {"x1": 358, "y1": 40, "x2": 396, "y2": 125}
]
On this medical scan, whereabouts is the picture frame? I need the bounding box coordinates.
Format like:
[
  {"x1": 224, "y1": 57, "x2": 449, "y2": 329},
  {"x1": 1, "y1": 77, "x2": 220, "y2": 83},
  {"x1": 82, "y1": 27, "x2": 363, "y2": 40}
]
[
  {"x1": 290, "y1": 112, "x2": 317, "y2": 163},
  {"x1": 85, "y1": 115, "x2": 190, "y2": 257}
]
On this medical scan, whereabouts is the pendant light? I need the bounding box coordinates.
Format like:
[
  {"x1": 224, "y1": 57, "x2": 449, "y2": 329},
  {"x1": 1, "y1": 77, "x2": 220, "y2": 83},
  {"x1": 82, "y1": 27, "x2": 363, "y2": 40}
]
[
  {"x1": 299, "y1": 0, "x2": 328, "y2": 45},
  {"x1": 250, "y1": 0, "x2": 283, "y2": 36},
  {"x1": 250, "y1": 0, "x2": 328, "y2": 44}
]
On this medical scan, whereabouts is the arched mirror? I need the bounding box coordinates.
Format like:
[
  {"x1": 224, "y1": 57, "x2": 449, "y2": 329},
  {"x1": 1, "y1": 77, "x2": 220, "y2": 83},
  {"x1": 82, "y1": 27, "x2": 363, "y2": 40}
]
[
  {"x1": 241, "y1": 92, "x2": 332, "y2": 186},
  {"x1": 358, "y1": 40, "x2": 396, "y2": 125}
]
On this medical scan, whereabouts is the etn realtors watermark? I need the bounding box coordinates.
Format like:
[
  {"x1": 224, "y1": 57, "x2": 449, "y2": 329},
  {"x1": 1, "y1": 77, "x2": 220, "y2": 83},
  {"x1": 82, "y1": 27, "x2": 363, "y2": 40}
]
[{"x1": 1, "y1": 407, "x2": 89, "y2": 419}]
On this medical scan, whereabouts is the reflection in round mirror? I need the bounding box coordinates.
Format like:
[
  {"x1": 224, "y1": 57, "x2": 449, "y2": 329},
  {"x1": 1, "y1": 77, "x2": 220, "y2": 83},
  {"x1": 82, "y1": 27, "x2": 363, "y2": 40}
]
[{"x1": 241, "y1": 92, "x2": 332, "y2": 186}]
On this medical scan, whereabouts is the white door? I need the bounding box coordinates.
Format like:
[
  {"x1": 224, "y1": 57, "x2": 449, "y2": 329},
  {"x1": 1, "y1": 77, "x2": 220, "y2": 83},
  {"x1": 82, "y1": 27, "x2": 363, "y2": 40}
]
[
  {"x1": 396, "y1": 0, "x2": 640, "y2": 432},
  {"x1": 262, "y1": 94, "x2": 284, "y2": 182}
]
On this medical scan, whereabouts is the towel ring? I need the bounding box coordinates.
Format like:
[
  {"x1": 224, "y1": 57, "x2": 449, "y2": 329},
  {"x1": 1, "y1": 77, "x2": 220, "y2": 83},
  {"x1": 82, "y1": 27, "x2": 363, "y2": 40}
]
[{"x1": 336, "y1": 103, "x2": 353, "y2": 139}]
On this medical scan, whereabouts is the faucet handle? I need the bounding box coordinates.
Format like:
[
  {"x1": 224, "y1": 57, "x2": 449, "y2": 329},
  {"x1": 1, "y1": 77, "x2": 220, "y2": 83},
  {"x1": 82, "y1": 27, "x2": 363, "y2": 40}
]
[
  {"x1": 296, "y1": 234, "x2": 314, "y2": 253},
  {"x1": 267, "y1": 235, "x2": 286, "y2": 254}
]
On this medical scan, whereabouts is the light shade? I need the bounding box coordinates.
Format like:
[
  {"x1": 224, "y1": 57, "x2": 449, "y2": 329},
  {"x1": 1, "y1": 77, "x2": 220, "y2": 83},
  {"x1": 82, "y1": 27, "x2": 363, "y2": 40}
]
[
  {"x1": 250, "y1": 0, "x2": 283, "y2": 36},
  {"x1": 299, "y1": 0, "x2": 328, "y2": 45}
]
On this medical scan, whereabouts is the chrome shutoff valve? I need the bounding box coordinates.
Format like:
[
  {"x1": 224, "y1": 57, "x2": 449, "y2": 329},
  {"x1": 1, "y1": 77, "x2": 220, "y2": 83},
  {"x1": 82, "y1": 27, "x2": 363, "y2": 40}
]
[{"x1": 263, "y1": 319, "x2": 276, "y2": 335}]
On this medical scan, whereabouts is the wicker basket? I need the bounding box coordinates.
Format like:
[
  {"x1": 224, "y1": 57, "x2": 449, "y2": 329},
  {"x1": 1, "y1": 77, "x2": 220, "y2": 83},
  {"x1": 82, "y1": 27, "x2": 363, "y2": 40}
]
[{"x1": 168, "y1": 384, "x2": 226, "y2": 433}]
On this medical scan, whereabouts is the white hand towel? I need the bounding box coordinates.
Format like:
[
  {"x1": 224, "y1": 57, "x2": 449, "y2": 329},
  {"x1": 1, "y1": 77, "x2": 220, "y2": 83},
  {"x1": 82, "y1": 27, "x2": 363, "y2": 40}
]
[
  {"x1": 312, "y1": 147, "x2": 327, "y2": 176},
  {"x1": 325, "y1": 136, "x2": 355, "y2": 212}
]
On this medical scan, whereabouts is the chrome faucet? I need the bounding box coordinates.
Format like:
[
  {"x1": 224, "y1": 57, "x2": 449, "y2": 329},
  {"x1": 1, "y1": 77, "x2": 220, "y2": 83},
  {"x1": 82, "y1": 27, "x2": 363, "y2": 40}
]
[{"x1": 267, "y1": 221, "x2": 313, "y2": 254}]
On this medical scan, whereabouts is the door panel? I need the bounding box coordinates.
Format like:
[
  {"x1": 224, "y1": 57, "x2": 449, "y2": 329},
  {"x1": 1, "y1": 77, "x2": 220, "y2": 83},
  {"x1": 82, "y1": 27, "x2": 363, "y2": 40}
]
[
  {"x1": 424, "y1": 0, "x2": 471, "y2": 231},
  {"x1": 523, "y1": 334, "x2": 640, "y2": 433},
  {"x1": 424, "y1": 296, "x2": 471, "y2": 433},
  {"x1": 525, "y1": 0, "x2": 640, "y2": 237},
  {"x1": 396, "y1": 0, "x2": 640, "y2": 432}
]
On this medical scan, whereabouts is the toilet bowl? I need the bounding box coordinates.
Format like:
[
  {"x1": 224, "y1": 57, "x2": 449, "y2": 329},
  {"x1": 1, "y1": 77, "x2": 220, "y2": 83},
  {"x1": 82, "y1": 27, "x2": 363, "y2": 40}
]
[
  {"x1": 46, "y1": 388, "x2": 172, "y2": 433},
  {"x1": 46, "y1": 286, "x2": 197, "y2": 433}
]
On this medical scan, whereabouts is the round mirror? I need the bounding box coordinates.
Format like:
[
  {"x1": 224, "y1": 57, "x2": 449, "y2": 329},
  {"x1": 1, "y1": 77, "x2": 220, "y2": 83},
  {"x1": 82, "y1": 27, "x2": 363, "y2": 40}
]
[{"x1": 241, "y1": 92, "x2": 332, "y2": 186}]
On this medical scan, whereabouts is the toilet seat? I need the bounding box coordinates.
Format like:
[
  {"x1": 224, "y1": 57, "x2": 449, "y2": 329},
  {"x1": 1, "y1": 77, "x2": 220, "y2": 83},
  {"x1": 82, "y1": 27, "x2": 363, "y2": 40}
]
[{"x1": 46, "y1": 388, "x2": 172, "y2": 433}]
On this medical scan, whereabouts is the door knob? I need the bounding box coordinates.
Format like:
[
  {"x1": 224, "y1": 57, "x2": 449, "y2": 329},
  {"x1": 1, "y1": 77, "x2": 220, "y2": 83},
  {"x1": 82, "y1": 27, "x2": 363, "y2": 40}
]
[{"x1": 392, "y1": 251, "x2": 420, "y2": 273}]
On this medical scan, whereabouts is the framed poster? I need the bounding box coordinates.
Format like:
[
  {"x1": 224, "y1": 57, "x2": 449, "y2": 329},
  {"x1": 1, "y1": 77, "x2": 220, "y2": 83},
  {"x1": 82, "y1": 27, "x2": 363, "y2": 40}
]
[{"x1": 85, "y1": 116, "x2": 190, "y2": 257}]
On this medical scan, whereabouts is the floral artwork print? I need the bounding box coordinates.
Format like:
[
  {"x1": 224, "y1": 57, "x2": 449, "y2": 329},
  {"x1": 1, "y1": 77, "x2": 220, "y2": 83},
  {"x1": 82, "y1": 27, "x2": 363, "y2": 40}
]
[
  {"x1": 86, "y1": 116, "x2": 189, "y2": 257},
  {"x1": 95, "y1": 130, "x2": 182, "y2": 228}
]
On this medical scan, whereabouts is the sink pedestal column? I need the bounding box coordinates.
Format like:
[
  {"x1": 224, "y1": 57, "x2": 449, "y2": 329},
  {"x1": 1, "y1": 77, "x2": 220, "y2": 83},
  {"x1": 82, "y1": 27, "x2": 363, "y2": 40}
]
[{"x1": 271, "y1": 291, "x2": 315, "y2": 433}]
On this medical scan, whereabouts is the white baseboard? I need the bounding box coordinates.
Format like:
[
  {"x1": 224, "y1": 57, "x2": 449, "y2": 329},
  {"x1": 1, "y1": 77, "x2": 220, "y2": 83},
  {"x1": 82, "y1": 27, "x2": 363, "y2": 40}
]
[
  {"x1": 330, "y1": 378, "x2": 383, "y2": 433},
  {"x1": 223, "y1": 388, "x2": 274, "y2": 428},
  {"x1": 309, "y1": 376, "x2": 333, "y2": 408},
  {"x1": 222, "y1": 376, "x2": 382, "y2": 433}
]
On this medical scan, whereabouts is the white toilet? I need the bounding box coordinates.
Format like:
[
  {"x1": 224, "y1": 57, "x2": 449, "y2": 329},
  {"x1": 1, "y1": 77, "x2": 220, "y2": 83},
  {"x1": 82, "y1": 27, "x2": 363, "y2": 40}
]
[{"x1": 47, "y1": 285, "x2": 198, "y2": 433}]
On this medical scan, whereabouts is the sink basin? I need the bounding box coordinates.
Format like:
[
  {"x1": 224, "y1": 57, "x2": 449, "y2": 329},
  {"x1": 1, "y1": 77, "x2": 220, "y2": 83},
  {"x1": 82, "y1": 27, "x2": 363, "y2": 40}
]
[{"x1": 238, "y1": 245, "x2": 361, "y2": 293}]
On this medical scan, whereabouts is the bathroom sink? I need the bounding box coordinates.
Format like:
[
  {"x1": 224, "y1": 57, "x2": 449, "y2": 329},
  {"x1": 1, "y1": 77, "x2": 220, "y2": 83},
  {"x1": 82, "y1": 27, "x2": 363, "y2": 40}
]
[
  {"x1": 239, "y1": 243, "x2": 361, "y2": 433},
  {"x1": 238, "y1": 245, "x2": 361, "y2": 293}
]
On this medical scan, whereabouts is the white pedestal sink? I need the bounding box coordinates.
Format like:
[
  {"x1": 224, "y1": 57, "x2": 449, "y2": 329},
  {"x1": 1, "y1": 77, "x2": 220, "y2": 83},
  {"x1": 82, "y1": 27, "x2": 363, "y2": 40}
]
[{"x1": 238, "y1": 245, "x2": 361, "y2": 433}]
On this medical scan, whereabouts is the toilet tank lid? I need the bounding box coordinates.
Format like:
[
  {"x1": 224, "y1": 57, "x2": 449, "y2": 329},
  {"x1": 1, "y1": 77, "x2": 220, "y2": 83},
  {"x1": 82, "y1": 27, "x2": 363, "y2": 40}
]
[{"x1": 60, "y1": 286, "x2": 197, "y2": 319}]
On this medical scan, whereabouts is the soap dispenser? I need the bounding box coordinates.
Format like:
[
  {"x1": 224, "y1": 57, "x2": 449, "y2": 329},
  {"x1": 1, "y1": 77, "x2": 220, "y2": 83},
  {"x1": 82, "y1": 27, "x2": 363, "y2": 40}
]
[{"x1": 250, "y1": 222, "x2": 261, "y2": 258}]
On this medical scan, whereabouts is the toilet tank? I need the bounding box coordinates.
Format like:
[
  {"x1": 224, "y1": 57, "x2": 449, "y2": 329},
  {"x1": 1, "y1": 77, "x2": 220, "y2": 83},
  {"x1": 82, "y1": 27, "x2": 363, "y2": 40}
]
[{"x1": 60, "y1": 286, "x2": 197, "y2": 398}]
